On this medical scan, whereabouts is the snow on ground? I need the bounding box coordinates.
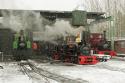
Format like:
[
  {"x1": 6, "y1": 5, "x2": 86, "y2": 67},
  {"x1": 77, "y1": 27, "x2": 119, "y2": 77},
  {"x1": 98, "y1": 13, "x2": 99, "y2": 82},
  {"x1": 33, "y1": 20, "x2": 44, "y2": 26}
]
[
  {"x1": 34, "y1": 59, "x2": 125, "y2": 83},
  {"x1": 102, "y1": 59, "x2": 125, "y2": 69},
  {"x1": 0, "y1": 62, "x2": 32, "y2": 83},
  {"x1": 0, "y1": 58, "x2": 125, "y2": 83},
  {"x1": 0, "y1": 62, "x2": 58, "y2": 83}
]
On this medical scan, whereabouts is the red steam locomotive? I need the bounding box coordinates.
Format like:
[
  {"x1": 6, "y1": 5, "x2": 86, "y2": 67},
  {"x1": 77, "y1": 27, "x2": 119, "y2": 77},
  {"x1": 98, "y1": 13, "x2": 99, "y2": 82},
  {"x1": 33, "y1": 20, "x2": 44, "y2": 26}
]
[{"x1": 89, "y1": 31, "x2": 116, "y2": 58}]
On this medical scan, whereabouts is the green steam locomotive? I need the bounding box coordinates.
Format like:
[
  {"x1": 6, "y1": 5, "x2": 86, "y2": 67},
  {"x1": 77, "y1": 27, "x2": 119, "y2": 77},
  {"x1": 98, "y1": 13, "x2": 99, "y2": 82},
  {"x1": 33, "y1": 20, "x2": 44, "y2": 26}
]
[{"x1": 12, "y1": 30, "x2": 32, "y2": 61}]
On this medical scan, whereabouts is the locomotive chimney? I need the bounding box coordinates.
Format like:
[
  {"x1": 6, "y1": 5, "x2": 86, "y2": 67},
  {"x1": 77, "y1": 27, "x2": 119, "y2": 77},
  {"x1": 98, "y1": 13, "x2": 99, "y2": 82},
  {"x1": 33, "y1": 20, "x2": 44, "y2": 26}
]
[
  {"x1": 20, "y1": 30, "x2": 24, "y2": 36},
  {"x1": 103, "y1": 31, "x2": 106, "y2": 41}
]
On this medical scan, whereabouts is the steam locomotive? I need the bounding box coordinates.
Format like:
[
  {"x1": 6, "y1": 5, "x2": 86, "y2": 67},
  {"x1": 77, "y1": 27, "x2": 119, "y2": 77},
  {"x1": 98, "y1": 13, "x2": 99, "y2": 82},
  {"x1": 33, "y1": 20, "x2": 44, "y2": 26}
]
[
  {"x1": 89, "y1": 31, "x2": 116, "y2": 57},
  {"x1": 49, "y1": 36, "x2": 99, "y2": 65},
  {"x1": 48, "y1": 31, "x2": 117, "y2": 64},
  {"x1": 12, "y1": 30, "x2": 32, "y2": 61}
]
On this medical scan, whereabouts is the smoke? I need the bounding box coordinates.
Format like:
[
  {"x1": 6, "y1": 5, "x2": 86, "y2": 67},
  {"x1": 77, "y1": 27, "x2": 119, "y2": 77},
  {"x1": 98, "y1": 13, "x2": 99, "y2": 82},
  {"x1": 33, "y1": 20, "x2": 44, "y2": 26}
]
[
  {"x1": 1, "y1": 10, "x2": 45, "y2": 32},
  {"x1": 34, "y1": 20, "x2": 85, "y2": 42},
  {"x1": 1, "y1": 10, "x2": 85, "y2": 43}
]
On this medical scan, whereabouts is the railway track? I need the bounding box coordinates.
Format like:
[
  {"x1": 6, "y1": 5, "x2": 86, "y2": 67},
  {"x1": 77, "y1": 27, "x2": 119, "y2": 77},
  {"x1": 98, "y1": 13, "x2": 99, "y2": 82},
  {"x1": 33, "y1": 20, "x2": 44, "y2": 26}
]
[
  {"x1": 18, "y1": 61, "x2": 50, "y2": 83},
  {"x1": 18, "y1": 60, "x2": 88, "y2": 83}
]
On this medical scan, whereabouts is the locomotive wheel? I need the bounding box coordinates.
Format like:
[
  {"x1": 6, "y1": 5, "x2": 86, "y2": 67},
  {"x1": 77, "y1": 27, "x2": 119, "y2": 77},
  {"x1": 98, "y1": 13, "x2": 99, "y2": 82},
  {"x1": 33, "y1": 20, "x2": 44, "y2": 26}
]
[
  {"x1": 53, "y1": 54, "x2": 60, "y2": 60},
  {"x1": 65, "y1": 58, "x2": 70, "y2": 63},
  {"x1": 13, "y1": 50, "x2": 29, "y2": 61},
  {"x1": 13, "y1": 50, "x2": 21, "y2": 61},
  {"x1": 70, "y1": 57, "x2": 78, "y2": 64},
  {"x1": 64, "y1": 56, "x2": 71, "y2": 63},
  {"x1": 21, "y1": 50, "x2": 28, "y2": 60}
]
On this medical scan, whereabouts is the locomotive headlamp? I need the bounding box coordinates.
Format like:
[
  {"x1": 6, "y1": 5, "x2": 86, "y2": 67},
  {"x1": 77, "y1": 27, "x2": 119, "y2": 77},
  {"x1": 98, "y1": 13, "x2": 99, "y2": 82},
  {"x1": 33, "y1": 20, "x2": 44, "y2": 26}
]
[
  {"x1": 90, "y1": 35, "x2": 93, "y2": 38},
  {"x1": 99, "y1": 35, "x2": 102, "y2": 38}
]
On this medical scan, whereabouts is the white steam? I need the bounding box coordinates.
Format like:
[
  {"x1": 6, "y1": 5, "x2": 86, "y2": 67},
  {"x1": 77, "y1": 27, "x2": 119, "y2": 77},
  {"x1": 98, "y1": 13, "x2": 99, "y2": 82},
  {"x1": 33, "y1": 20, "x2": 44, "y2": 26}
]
[
  {"x1": 1, "y1": 10, "x2": 85, "y2": 43},
  {"x1": 34, "y1": 20, "x2": 85, "y2": 42},
  {"x1": 1, "y1": 10, "x2": 45, "y2": 32}
]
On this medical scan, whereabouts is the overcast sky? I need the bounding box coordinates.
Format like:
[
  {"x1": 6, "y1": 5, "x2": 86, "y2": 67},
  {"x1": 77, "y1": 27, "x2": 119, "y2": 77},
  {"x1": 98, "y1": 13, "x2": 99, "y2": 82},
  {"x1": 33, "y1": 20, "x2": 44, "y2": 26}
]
[
  {"x1": 0, "y1": 0, "x2": 81, "y2": 11},
  {"x1": 0, "y1": 0, "x2": 124, "y2": 13}
]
